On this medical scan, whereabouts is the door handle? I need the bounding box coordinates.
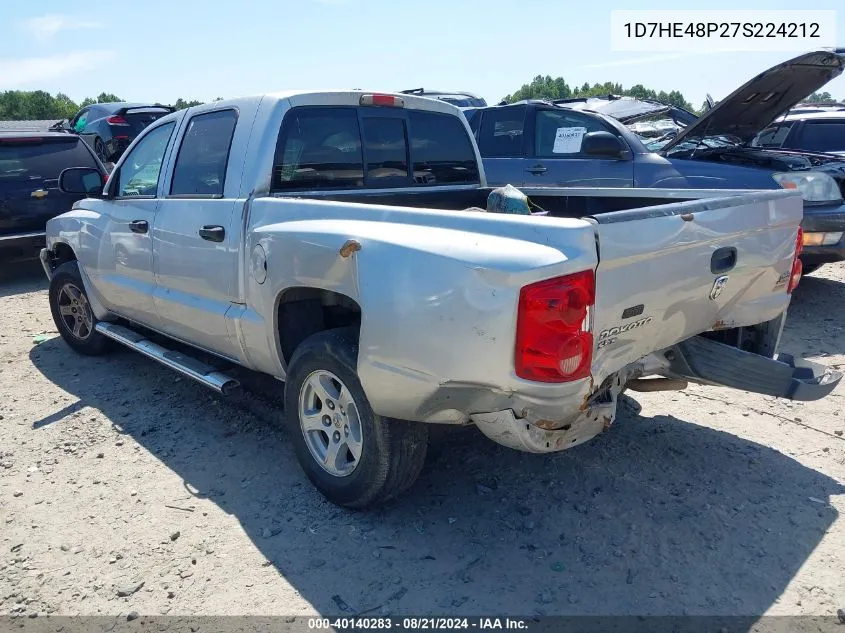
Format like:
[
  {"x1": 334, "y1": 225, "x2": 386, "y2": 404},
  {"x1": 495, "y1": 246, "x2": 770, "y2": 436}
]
[
  {"x1": 129, "y1": 220, "x2": 148, "y2": 234},
  {"x1": 528, "y1": 164, "x2": 548, "y2": 174},
  {"x1": 199, "y1": 225, "x2": 225, "y2": 243}
]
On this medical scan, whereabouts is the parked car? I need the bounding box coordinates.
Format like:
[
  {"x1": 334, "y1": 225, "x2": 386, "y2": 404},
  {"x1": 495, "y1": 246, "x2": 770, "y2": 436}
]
[
  {"x1": 0, "y1": 131, "x2": 107, "y2": 262},
  {"x1": 400, "y1": 88, "x2": 487, "y2": 107},
  {"x1": 41, "y1": 90, "x2": 839, "y2": 508},
  {"x1": 55, "y1": 102, "x2": 175, "y2": 164},
  {"x1": 787, "y1": 102, "x2": 845, "y2": 116},
  {"x1": 752, "y1": 110, "x2": 845, "y2": 157},
  {"x1": 462, "y1": 49, "x2": 845, "y2": 274}
]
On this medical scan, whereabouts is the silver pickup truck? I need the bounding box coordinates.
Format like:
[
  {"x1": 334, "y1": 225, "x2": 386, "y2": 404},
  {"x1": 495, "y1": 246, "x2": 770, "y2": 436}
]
[{"x1": 40, "y1": 90, "x2": 842, "y2": 509}]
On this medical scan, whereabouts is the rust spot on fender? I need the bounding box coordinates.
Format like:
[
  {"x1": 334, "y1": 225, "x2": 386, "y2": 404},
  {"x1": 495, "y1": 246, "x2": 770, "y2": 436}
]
[
  {"x1": 578, "y1": 375, "x2": 595, "y2": 411},
  {"x1": 712, "y1": 320, "x2": 730, "y2": 331},
  {"x1": 602, "y1": 416, "x2": 613, "y2": 431},
  {"x1": 339, "y1": 239, "x2": 361, "y2": 258},
  {"x1": 535, "y1": 419, "x2": 558, "y2": 430},
  {"x1": 681, "y1": 213, "x2": 694, "y2": 222}
]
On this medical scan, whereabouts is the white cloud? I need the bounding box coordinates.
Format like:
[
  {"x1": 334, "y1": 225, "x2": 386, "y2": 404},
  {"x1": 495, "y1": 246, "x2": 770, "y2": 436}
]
[
  {"x1": 0, "y1": 51, "x2": 116, "y2": 89},
  {"x1": 21, "y1": 14, "x2": 103, "y2": 43}
]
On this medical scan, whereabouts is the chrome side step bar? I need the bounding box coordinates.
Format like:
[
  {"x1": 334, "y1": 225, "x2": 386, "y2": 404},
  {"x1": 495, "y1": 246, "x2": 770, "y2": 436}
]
[{"x1": 94, "y1": 322, "x2": 240, "y2": 395}]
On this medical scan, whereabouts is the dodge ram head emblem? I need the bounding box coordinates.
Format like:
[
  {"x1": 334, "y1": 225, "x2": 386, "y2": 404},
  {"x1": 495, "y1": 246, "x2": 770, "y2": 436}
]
[{"x1": 709, "y1": 275, "x2": 729, "y2": 300}]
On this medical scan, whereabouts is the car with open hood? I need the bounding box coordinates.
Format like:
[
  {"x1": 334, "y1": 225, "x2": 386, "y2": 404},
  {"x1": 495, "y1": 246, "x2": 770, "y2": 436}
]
[{"x1": 463, "y1": 49, "x2": 845, "y2": 273}]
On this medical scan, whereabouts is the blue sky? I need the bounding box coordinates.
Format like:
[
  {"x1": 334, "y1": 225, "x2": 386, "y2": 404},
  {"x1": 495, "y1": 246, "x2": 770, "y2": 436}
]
[{"x1": 1, "y1": 0, "x2": 843, "y2": 108}]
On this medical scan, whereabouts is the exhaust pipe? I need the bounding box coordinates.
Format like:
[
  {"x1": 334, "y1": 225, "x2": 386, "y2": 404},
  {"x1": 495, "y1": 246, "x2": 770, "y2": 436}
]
[{"x1": 626, "y1": 378, "x2": 688, "y2": 393}]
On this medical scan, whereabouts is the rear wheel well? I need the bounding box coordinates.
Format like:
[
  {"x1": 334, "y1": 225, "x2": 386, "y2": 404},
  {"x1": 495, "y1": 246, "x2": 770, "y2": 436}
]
[{"x1": 277, "y1": 288, "x2": 362, "y2": 367}]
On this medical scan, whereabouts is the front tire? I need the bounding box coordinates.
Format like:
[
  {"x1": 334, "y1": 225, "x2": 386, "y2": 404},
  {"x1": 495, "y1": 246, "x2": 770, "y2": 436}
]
[
  {"x1": 48, "y1": 261, "x2": 109, "y2": 356},
  {"x1": 283, "y1": 328, "x2": 429, "y2": 509}
]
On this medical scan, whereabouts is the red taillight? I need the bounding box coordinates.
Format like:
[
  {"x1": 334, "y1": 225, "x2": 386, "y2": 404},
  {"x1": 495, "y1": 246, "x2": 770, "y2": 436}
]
[
  {"x1": 515, "y1": 270, "x2": 595, "y2": 383},
  {"x1": 359, "y1": 94, "x2": 405, "y2": 107},
  {"x1": 106, "y1": 115, "x2": 129, "y2": 125},
  {"x1": 787, "y1": 227, "x2": 803, "y2": 294}
]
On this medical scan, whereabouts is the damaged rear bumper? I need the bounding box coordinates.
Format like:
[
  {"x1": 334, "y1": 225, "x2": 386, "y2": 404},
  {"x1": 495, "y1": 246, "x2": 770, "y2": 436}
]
[
  {"x1": 665, "y1": 335, "x2": 842, "y2": 401},
  {"x1": 470, "y1": 379, "x2": 624, "y2": 454}
]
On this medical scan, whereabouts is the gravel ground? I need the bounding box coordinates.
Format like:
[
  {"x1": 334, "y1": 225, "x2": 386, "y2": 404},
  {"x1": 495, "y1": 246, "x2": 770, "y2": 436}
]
[{"x1": 0, "y1": 259, "x2": 843, "y2": 620}]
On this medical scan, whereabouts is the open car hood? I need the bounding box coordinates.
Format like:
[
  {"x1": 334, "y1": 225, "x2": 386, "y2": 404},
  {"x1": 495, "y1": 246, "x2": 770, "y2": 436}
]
[{"x1": 660, "y1": 49, "x2": 845, "y2": 152}]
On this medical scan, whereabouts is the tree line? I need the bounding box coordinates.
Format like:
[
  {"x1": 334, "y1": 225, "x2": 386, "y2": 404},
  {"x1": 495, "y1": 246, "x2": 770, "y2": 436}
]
[
  {"x1": 0, "y1": 91, "x2": 220, "y2": 121},
  {"x1": 503, "y1": 76, "x2": 842, "y2": 114},
  {"x1": 2, "y1": 85, "x2": 841, "y2": 122},
  {"x1": 503, "y1": 76, "x2": 696, "y2": 111}
]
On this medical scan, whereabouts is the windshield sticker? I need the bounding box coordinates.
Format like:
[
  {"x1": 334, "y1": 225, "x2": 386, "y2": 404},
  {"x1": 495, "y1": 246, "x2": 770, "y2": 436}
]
[{"x1": 553, "y1": 127, "x2": 587, "y2": 153}]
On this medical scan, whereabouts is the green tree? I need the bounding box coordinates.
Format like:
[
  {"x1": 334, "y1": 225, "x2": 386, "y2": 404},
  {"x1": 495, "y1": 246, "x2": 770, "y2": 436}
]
[
  {"x1": 805, "y1": 91, "x2": 834, "y2": 103},
  {"x1": 54, "y1": 93, "x2": 80, "y2": 119},
  {"x1": 502, "y1": 77, "x2": 694, "y2": 111},
  {"x1": 0, "y1": 91, "x2": 30, "y2": 119},
  {"x1": 171, "y1": 98, "x2": 204, "y2": 110},
  {"x1": 96, "y1": 92, "x2": 122, "y2": 103}
]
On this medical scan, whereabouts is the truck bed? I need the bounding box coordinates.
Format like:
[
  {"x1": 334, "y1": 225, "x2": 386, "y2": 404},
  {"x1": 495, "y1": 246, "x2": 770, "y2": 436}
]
[{"x1": 276, "y1": 185, "x2": 701, "y2": 218}]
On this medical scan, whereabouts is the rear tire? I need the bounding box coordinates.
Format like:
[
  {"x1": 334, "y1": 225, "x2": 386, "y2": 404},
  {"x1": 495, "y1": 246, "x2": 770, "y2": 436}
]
[
  {"x1": 283, "y1": 327, "x2": 429, "y2": 509},
  {"x1": 48, "y1": 261, "x2": 109, "y2": 356},
  {"x1": 94, "y1": 138, "x2": 109, "y2": 163}
]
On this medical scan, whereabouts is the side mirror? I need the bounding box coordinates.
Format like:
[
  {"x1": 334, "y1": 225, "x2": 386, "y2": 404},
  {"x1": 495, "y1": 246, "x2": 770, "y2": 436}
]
[
  {"x1": 59, "y1": 167, "x2": 105, "y2": 197},
  {"x1": 582, "y1": 131, "x2": 628, "y2": 159}
]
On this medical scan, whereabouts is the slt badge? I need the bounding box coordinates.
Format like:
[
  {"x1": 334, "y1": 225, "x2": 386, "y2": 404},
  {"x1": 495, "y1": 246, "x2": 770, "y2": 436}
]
[{"x1": 709, "y1": 275, "x2": 729, "y2": 300}]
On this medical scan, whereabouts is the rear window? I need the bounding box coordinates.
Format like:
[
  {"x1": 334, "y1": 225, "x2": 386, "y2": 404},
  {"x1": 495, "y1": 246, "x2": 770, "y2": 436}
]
[
  {"x1": 272, "y1": 106, "x2": 479, "y2": 191},
  {"x1": 0, "y1": 137, "x2": 97, "y2": 182},
  {"x1": 273, "y1": 107, "x2": 364, "y2": 191},
  {"x1": 786, "y1": 121, "x2": 845, "y2": 153},
  {"x1": 362, "y1": 117, "x2": 409, "y2": 181},
  {"x1": 409, "y1": 110, "x2": 479, "y2": 184}
]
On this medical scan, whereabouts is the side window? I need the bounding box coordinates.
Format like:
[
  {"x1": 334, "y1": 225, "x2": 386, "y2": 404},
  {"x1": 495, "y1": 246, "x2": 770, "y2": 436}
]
[
  {"x1": 361, "y1": 117, "x2": 408, "y2": 182},
  {"x1": 272, "y1": 107, "x2": 364, "y2": 191},
  {"x1": 785, "y1": 121, "x2": 845, "y2": 153},
  {"x1": 408, "y1": 110, "x2": 479, "y2": 185},
  {"x1": 116, "y1": 122, "x2": 175, "y2": 197},
  {"x1": 477, "y1": 106, "x2": 526, "y2": 158},
  {"x1": 169, "y1": 110, "x2": 238, "y2": 196},
  {"x1": 753, "y1": 123, "x2": 793, "y2": 148},
  {"x1": 534, "y1": 110, "x2": 612, "y2": 158},
  {"x1": 71, "y1": 108, "x2": 90, "y2": 133}
]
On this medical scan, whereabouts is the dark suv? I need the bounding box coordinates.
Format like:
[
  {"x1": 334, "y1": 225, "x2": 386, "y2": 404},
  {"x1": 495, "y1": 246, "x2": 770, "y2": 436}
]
[
  {"x1": 0, "y1": 132, "x2": 107, "y2": 262},
  {"x1": 753, "y1": 109, "x2": 845, "y2": 158}
]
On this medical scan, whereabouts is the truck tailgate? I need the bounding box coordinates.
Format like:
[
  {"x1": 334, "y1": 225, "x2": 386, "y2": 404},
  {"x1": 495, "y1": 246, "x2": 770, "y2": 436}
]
[{"x1": 587, "y1": 190, "x2": 804, "y2": 386}]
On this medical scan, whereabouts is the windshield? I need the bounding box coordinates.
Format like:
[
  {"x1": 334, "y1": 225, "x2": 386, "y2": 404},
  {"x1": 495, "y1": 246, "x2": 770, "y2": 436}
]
[{"x1": 662, "y1": 135, "x2": 744, "y2": 155}]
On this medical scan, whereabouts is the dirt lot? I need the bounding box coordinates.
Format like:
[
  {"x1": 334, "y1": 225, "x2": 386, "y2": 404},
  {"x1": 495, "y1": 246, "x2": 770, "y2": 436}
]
[{"x1": 1, "y1": 260, "x2": 843, "y2": 620}]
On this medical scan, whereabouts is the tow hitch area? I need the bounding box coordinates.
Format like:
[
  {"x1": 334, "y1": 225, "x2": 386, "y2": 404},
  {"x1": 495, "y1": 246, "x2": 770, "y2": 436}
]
[{"x1": 665, "y1": 335, "x2": 842, "y2": 402}]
